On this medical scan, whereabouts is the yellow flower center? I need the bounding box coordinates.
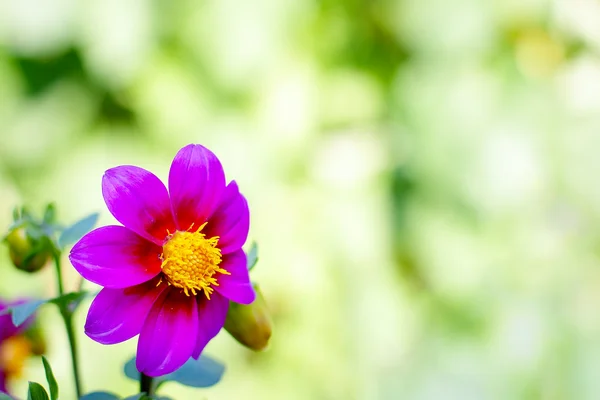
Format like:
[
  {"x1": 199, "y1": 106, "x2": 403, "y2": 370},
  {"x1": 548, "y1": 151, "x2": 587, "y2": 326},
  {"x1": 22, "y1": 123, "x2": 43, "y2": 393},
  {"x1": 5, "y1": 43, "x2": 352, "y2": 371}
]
[{"x1": 160, "y1": 223, "x2": 229, "y2": 298}]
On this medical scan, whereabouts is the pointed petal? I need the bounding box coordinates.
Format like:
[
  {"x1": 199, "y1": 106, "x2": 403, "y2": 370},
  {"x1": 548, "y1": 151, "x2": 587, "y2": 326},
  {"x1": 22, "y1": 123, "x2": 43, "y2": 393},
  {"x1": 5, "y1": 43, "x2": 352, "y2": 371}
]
[
  {"x1": 169, "y1": 144, "x2": 226, "y2": 231},
  {"x1": 85, "y1": 279, "x2": 167, "y2": 345},
  {"x1": 137, "y1": 288, "x2": 198, "y2": 376},
  {"x1": 69, "y1": 226, "x2": 162, "y2": 289},
  {"x1": 102, "y1": 166, "x2": 176, "y2": 245},
  {"x1": 204, "y1": 181, "x2": 249, "y2": 254},
  {"x1": 192, "y1": 292, "x2": 229, "y2": 359},
  {"x1": 215, "y1": 249, "x2": 255, "y2": 305}
]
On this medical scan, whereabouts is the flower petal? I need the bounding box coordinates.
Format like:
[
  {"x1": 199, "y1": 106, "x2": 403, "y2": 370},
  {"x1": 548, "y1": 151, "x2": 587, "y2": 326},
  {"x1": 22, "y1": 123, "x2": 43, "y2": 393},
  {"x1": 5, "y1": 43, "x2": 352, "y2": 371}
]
[
  {"x1": 203, "y1": 181, "x2": 249, "y2": 254},
  {"x1": 69, "y1": 226, "x2": 162, "y2": 289},
  {"x1": 85, "y1": 279, "x2": 167, "y2": 345},
  {"x1": 0, "y1": 370, "x2": 7, "y2": 394},
  {"x1": 168, "y1": 144, "x2": 226, "y2": 231},
  {"x1": 0, "y1": 304, "x2": 18, "y2": 343},
  {"x1": 102, "y1": 166, "x2": 175, "y2": 245},
  {"x1": 137, "y1": 288, "x2": 198, "y2": 376},
  {"x1": 0, "y1": 299, "x2": 32, "y2": 342},
  {"x1": 215, "y1": 249, "x2": 256, "y2": 305},
  {"x1": 192, "y1": 292, "x2": 229, "y2": 359}
]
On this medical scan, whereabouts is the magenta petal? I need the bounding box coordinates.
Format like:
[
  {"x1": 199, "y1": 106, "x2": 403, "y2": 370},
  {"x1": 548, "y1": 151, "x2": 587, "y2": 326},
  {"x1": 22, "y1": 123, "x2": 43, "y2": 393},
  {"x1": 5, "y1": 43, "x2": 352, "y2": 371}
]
[
  {"x1": 85, "y1": 280, "x2": 166, "y2": 345},
  {"x1": 69, "y1": 226, "x2": 162, "y2": 289},
  {"x1": 102, "y1": 166, "x2": 176, "y2": 245},
  {"x1": 136, "y1": 288, "x2": 199, "y2": 376},
  {"x1": 192, "y1": 292, "x2": 229, "y2": 359},
  {"x1": 169, "y1": 144, "x2": 226, "y2": 231},
  {"x1": 204, "y1": 181, "x2": 249, "y2": 254},
  {"x1": 0, "y1": 370, "x2": 7, "y2": 395},
  {"x1": 0, "y1": 303, "x2": 19, "y2": 343},
  {"x1": 0, "y1": 299, "x2": 33, "y2": 342},
  {"x1": 215, "y1": 249, "x2": 255, "y2": 305}
]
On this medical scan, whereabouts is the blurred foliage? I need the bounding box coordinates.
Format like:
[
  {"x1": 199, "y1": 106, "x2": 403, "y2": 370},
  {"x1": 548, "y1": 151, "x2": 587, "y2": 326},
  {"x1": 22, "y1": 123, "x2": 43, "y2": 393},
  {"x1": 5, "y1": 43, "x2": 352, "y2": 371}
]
[{"x1": 1, "y1": 0, "x2": 600, "y2": 399}]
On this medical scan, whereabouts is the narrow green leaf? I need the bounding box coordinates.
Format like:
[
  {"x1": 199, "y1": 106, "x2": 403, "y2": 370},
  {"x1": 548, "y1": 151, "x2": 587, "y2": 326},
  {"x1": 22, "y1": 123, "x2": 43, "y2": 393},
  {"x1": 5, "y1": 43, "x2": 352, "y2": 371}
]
[
  {"x1": 58, "y1": 213, "x2": 99, "y2": 248},
  {"x1": 43, "y1": 204, "x2": 56, "y2": 224},
  {"x1": 11, "y1": 206, "x2": 19, "y2": 221},
  {"x1": 247, "y1": 242, "x2": 258, "y2": 270},
  {"x1": 41, "y1": 357, "x2": 58, "y2": 400},
  {"x1": 8, "y1": 300, "x2": 46, "y2": 327},
  {"x1": 27, "y1": 382, "x2": 49, "y2": 400},
  {"x1": 78, "y1": 392, "x2": 120, "y2": 400}
]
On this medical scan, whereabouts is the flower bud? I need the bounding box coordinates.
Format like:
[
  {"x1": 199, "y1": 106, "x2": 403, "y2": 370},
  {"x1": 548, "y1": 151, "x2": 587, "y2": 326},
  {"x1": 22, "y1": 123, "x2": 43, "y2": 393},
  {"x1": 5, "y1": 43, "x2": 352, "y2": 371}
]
[
  {"x1": 224, "y1": 284, "x2": 272, "y2": 351},
  {"x1": 23, "y1": 324, "x2": 46, "y2": 356},
  {"x1": 0, "y1": 299, "x2": 44, "y2": 394},
  {"x1": 4, "y1": 226, "x2": 52, "y2": 273}
]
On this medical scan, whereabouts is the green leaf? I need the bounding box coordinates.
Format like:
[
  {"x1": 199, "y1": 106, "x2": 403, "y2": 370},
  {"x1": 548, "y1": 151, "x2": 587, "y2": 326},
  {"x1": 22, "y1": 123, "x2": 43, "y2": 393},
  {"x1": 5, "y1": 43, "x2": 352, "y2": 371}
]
[
  {"x1": 41, "y1": 357, "x2": 58, "y2": 400},
  {"x1": 27, "y1": 382, "x2": 49, "y2": 400},
  {"x1": 8, "y1": 206, "x2": 34, "y2": 225},
  {"x1": 124, "y1": 355, "x2": 225, "y2": 389},
  {"x1": 0, "y1": 392, "x2": 14, "y2": 400},
  {"x1": 43, "y1": 204, "x2": 57, "y2": 224},
  {"x1": 247, "y1": 242, "x2": 258, "y2": 270},
  {"x1": 49, "y1": 291, "x2": 88, "y2": 315},
  {"x1": 7, "y1": 299, "x2": 46, "y2": 327},
  {"x1": 58, "y1": 213, "x2": 99, "y2": 248},
  {"x1": 12, "y1": 206, "x2": 19, "y2": 221},
  {"x1": 123, "y1": 395, "x2": 146, "y2": 400},
  {"x1": 78, "y1": 392, "x2": 120, "y2": 400},
  {"x1": 167, "y1": 355, "x2": 225, "y2": 388},
  {"x1": 2, "y1": 292, "x2": 89, "y2": 328}
]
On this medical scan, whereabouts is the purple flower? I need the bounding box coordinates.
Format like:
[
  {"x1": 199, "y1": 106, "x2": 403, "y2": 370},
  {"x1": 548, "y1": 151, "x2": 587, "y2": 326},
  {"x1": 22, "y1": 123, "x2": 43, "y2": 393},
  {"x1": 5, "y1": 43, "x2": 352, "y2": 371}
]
[
  {"x1": 69, "y1": 144, "x2": 255, "y2": 377},
  {"x1": 0, "y1": 299, "x2": 35, "y2": 395}
]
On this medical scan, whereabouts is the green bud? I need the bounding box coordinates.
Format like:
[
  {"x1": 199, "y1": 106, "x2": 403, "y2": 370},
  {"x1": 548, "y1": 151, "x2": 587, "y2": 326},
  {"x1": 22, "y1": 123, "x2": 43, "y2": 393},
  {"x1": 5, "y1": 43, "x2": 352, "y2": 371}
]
[
  {"x1": 24, "y1": 322, "x2": 46, "y2": 356},
  {"x1": 4, "y1": 226, "x2": 52, "y2": 273},
  {"x1": 224, "y1": 284, "x2": 272, "y2": 351}
]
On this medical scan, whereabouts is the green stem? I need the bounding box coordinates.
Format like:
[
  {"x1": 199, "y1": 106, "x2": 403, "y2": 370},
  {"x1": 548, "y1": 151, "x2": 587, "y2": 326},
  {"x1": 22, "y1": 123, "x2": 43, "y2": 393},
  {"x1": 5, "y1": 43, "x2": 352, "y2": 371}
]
[
  {"x1": 140, "y1": 373, "x2": 154, "y2": 396},
  {"x1": 53, "y1": 251, "x2": 83, "y2": 398},
  {"x1": 52, "y1": 252, "x2": 64, "y2": 296},
  {"x1": 61, "y1": 310, "x2": 83, "y2": 398},
  {"x1": 76, "y1": 275, "x2": 85, "y2": 293}
]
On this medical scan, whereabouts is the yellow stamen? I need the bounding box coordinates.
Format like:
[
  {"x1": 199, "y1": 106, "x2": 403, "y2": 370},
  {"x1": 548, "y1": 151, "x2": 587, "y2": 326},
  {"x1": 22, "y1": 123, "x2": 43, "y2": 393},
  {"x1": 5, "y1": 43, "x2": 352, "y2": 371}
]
[{"x1": 160, "y1": 223, "x2": 229, "y2": 298}]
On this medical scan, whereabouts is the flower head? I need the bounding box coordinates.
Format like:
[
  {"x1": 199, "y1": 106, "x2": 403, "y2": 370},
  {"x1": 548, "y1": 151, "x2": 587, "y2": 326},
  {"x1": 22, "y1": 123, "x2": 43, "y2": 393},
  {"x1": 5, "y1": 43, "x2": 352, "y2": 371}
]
[
  {"x1": 69, "y1": 144, "x2": 255, "y2": 376},
  {"x1": 0, "y1": 299, "x2": 39, "y2": 395}
]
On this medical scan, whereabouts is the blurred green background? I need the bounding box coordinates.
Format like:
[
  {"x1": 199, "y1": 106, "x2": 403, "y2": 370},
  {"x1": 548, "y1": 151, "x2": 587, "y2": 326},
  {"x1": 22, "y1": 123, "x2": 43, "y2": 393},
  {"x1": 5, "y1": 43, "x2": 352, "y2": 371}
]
[{"x1": 1, "y1": 0, "x2": 599, "y2": 399}]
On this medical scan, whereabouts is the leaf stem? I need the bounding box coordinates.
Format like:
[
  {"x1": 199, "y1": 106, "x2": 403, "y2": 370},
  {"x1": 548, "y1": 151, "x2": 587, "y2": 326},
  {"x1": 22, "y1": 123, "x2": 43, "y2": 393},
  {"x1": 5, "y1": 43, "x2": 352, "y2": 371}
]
[
  {"x1": 53, "y1": 251, "x2": 83, "y2": 398},
  {"x1": 140, "y1": 373, "x2": 154, "y2": 396}
]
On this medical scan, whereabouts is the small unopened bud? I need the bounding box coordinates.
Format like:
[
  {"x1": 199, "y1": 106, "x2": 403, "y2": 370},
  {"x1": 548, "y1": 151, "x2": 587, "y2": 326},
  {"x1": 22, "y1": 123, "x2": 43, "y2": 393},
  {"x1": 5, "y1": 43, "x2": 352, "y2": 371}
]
[
  {"x1": 224, "y1": 284, "x2": 272, "y2": 351},
  {"x1": 24, "y1": 324, "x2": 46, "y2": 356},
  {"x1": 4, "y1": 226, "x2": 52, "y2": 273}
]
